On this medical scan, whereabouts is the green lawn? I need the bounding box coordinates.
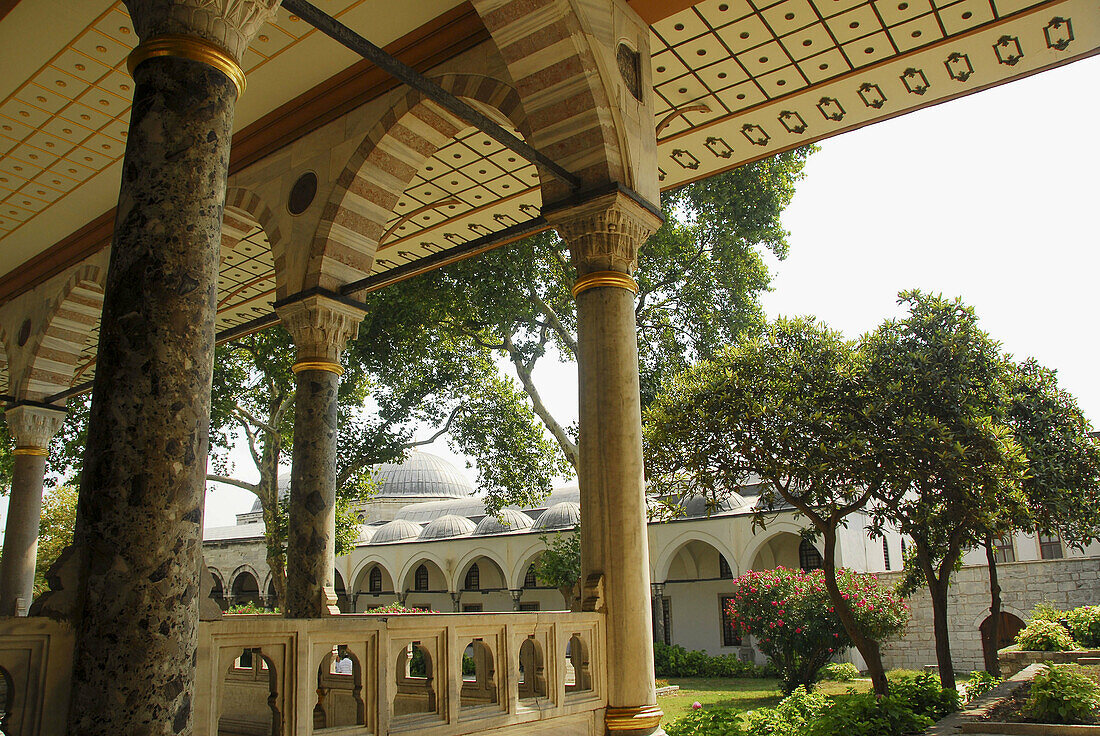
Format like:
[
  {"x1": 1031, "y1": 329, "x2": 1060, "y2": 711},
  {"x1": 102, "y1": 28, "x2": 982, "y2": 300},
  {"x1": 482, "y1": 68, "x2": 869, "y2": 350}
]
[{"x1": 657, "y1": 677, "x2": 873, "y2": 724}]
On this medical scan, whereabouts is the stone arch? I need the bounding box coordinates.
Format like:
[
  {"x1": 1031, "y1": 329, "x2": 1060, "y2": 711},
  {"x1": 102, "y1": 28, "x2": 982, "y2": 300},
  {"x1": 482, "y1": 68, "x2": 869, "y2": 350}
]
[
  {"x1": 469, "y1": 0, "x2": 641, "y2": 202},
  {"x1": 18, "y1": 262, "x2": 106, "y2": 400},
  {"x1": 980, "y1": 611, "x2": 1026, "y2": 665},
  {"x1": 398, "y1": 554, "x2": 449, "y2": 594},
  {"x1": 350, "y1": 556, "x2": 398, "y2": 595},
  {"x1": 738, "y1": 522, "x2": 813, "y2": 572},
  {"x1": 223, "y1": 186, "x2": 286, "y2": 301},
  {"x1": 229, "y1": 564, "x2": 262, "y2": 594},
  {"x1": 455, "y1": 548, "x2": 509, "y2": 592},
  {"x1": 653, "y1": 531, "x2": 738, "y2": 583},
  {"x1": 510, "y1": 540, "x2": 549, "y2": 590},
  {"x1": 306, "y1": 74, "x2": 528, "y2": 294}
]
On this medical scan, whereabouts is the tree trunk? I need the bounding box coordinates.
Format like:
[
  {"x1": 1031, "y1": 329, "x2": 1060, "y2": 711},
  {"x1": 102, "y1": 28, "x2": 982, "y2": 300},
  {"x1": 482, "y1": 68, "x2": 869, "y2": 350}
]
[
  {"x1": 821, "y1": 527, "x2": 890, "y2": 695},
  {"x1": 983, "y1": 536, "x2": 1002, "y2": 676},
  {"x1": 926, "y1": 568, "x2": 956, "y2": 690}
]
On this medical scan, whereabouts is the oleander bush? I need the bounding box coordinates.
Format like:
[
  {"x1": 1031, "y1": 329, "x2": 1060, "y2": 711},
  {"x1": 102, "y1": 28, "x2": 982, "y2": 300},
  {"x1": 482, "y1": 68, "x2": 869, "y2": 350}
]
[
  {"x1": 1024, "y1": 665, "x2": 1100, "y2": 724},
  {"x1": 1066, "y1": 605, "x2": 1100, "y2": 648},
  {"x1": 724, "y1": 567, "x2": 908, "y2": 692},
  {"x1": 1015, "y1": 618, "x2": 1077, "y2": 651},
  {"x1": 818, "y1": 662, "x2": 861, "y2": 682}
]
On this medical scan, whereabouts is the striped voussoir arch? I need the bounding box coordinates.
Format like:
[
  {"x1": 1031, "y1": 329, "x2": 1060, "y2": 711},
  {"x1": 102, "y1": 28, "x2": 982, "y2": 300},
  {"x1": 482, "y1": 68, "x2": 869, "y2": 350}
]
[
  {"x1": 306, "y1": 74, "x2": 527, "y2": 294},
  {"x1": 0, "y1": 323, "x2": 9, "y2": 396},
  {"x1": 223, "y1": 186, "x2": 284, "y2": 289},
  {"x1": 20, "y1": 263, "x2": 105, "y2": 401},
  {"x1": 471, "y1": 0, "x2": 625, "y2": 199}
]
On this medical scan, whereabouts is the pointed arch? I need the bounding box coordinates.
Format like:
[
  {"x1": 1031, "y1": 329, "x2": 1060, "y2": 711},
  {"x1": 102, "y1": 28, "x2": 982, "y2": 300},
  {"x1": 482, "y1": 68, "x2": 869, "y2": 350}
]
[
  {"x1": 398, "y1": 553, "x2": 450, "y2": 594},
  {"x1": 510, "y1": 539, "x2": 550, "y2": 589},
  {"x1": 652, "y1": 531, "x2": 738, "y2": 583},
  {"x1": 454, "y1": 547, "x2": 510, "y2": 591},
  {"x1": 350, "y1": 556, "x2": 399, "y2": 595},
  {"x1": 307, "y1": 74, "x2": 527, "y2": 293}
]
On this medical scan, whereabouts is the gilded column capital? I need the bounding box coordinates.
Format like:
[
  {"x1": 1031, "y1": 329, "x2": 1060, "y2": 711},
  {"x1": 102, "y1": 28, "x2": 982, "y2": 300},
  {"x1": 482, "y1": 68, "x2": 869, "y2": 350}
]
[
  {"x1": 124, "y1": 0, "x2": 281, "y2": 64},
  {"x1": 547, "y1": 190, "x2": 663, "y2": 276},
  {"x1": 275, "y1": 294, "x2": 366, "y2": 364},
  {"x1": 4, "y1": 404, "x2": 66, "y2": 451}
]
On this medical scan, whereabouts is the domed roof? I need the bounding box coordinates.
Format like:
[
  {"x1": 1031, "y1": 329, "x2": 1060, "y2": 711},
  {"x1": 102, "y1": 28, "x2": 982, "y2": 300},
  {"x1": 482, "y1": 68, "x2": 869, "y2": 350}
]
[
  {"x1": 370, "y1": 519, "x2": 423, "y2": 544},
  {"x1": 355, "y1": 525, "x2": 377, "y2": 544},
  {"x1": 473, "y1": 508, "x2": 534, "y2": 536},
  {"x1": 395, "y1": 498, "x2": 487, "y2": 524},
  {"x1": 372, "y1": 451, "x2": 474, "y2": 500},
  {"x1": 420, "y1": 514, "x2": 476, "y2": 540},
  {"x1": 532, "y1": 501, "x2": 580, "y2": 531}
]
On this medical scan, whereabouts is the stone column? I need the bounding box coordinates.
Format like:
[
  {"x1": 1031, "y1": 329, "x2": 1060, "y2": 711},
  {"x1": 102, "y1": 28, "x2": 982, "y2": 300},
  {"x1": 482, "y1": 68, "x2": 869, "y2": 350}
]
[
  {"x1": 450, "y1": 592, "x2": 462, "y2": 612},
  {"x1": 651, "y1": 583, "x2": 666, "y2": 645},
  {"x1": 0, "y1": 404, "x2": 66, "y2": 616},
  {"x1": 549, "y1": 190, "x2": 664, "y2": 734},
  {"x1": 275, "y1": 294, "x2": 364, "y2": 618},
  {"x1": 65, "y1": 2, "x2": 277, "y2": 733},
  {"x1": 509, "y1": 589, "x2": 523, "y2": 611}
]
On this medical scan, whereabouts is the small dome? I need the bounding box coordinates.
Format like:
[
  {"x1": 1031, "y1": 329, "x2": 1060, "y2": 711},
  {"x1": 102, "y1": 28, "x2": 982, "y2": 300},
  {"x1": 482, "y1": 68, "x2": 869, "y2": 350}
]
[
  {"x1": 474, "y1": 508, "x2": 534, "y2": 536},
  {"x1": 372, "y1": 451, "x2": 474, "y2": 501},
  {"x1": 532, "y1": 501, "x2": 580, "y2": 531},
  {"x1": 395, "y1": 498, "x2": 487, "y2": 524},
  {"x1": 370, "y1": 519, "x2": 422, "y2": 544},
  {"x1": 420, "y1": 514, "x2": 477, "y2": 540},
  {"x1": 679, "y1": 494, "x2": 740, "y2": 518},
  {"x1": 355, "y1": 525, "x2": 377, "y2": 544}
]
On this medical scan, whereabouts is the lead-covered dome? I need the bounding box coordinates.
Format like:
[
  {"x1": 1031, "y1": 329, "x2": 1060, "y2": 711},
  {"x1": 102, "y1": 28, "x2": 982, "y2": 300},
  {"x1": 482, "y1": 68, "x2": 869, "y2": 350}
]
[
  {"x1": 420, "y1": 514, "x2": 476, "y2": 540},
  {"x1": 473, "y1": 508, "x2": 534, "y2": 536},
  {"x1": 370, "y1": 519, "x2": 422, "y2": 544},
  {"x1": 372, "y1": 451, "x2": 475, "y2": 502},
  {"x1": 532, "y1": 501, "x2": 580, "y2": 531}
]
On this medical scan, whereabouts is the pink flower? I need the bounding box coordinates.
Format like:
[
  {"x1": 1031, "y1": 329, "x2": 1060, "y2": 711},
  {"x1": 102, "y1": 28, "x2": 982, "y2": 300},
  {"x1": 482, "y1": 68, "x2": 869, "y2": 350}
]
[{"x1": 692, "y1": 702, "x2": 702, "y2": 710}]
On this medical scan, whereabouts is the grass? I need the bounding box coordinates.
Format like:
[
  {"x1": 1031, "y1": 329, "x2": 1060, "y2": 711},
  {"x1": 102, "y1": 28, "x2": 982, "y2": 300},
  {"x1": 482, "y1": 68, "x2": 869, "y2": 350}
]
[{"x1": 657, "y1": 677, "x2": 873, "y2": 723}]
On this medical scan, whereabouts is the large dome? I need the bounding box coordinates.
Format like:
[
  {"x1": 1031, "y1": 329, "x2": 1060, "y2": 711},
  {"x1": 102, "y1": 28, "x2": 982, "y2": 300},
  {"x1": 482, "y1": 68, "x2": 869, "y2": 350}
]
[{"x1": 372, "y1": 451, "x2": 475, "y2": 501}]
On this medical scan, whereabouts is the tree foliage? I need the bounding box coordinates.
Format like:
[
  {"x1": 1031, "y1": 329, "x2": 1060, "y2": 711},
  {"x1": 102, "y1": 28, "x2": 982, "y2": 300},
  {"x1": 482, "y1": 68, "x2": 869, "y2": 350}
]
[{"x1": 534, "y1": 532, "x2": 581, "y2": 609}]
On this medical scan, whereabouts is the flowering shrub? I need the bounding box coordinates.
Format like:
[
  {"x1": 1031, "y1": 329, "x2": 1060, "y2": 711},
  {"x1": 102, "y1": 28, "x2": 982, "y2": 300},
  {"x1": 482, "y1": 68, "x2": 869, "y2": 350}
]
[
  {"x1": 724, "y1": 567, "x2": 908, "y2": 692},
  {"x1": 225, "y1": 602, "x2": 279, "y2": 615},
  {"x1": 1015, "y1": 619, "x2": 1076, "y2": 651},
  {"x1": 361, "y1": 602, "x2": 430, "y2": 614}
]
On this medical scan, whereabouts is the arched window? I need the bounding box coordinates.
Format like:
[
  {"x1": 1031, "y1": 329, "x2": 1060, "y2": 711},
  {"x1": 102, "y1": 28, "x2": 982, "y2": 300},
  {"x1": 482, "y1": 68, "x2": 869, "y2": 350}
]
[
  {"x1": 798, "y1": 540, "x2": 823, "y2": 571},
  {"x1": 524, "y1": 565, "x2": 537, "y2": 588},
  {"x1": 718, "y1": 555, "x2": 732, "y2": 579},
  {"x1": 464, "y1": 563, "x2": 480, "y2": 591},
  {"x1": 369, "y1": 566, "x2": 383, "y2": 593},
  {"x1": 414, "y1": 564, "x2": 429, "y2": 592}
]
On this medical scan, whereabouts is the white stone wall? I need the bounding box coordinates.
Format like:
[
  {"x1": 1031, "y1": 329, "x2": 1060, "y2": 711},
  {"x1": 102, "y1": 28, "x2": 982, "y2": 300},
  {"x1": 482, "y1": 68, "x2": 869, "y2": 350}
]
[{"x1": 878, "y1": 556, "x2": 1100, "y2": 672}]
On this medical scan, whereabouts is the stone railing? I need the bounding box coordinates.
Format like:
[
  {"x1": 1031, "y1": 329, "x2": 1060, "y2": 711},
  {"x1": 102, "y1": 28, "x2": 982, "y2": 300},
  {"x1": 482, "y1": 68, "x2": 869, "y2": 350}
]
[{"x1": 0, "y1": 612, "x2": 606, "y2": 735}]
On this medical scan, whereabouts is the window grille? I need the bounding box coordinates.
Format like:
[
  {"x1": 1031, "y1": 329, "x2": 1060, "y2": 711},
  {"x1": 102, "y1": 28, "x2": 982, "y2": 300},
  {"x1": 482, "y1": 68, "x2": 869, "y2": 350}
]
[
  {"x1": 799, "y1": 540, "x2": 823, "y2": 571},
  {"x1": 464, "y1": 563, "x2": 480, "y2": 591},
  {"x1": 369, "y1": 566, "x2": 382, "y2": 592},
  {"x1": 720, "y1": 597, "x2": 742, "y2": 647},
  {"x1": 414, "y1": 564, "x2": 429, "y2": 591}
]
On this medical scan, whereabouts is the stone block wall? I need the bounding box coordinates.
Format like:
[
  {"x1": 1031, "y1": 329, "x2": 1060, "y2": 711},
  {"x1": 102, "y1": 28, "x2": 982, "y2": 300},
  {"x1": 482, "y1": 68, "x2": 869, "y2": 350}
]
[{"x1": 878, "y1": 557, "x2": 1100, "y2": 672}]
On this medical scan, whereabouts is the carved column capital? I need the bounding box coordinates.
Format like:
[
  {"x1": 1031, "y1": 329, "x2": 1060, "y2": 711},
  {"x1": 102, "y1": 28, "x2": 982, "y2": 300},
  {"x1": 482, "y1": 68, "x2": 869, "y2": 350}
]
[
  {"x1": 547, "y1": 191, "x2": 663, "y2": 276},
  {"x1": 5, "y1": 404, "x2": 66, "y2": 450},
  {"x1": 275, "y1": 294, "x2": 366, "y2": 364},
  {"x1": 124, "y1": 0, "x2": 281, "y2": 64}
]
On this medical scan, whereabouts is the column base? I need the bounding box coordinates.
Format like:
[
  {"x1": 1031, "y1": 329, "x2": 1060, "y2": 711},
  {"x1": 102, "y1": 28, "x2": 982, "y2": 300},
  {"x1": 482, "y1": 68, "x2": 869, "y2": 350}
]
[{"x1": 605, "y1": 704, "x2": 664, "y2": 732}]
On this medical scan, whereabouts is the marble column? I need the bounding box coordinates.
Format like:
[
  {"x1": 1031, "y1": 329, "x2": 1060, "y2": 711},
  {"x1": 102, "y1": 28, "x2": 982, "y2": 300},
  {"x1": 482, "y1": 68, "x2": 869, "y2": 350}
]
[
  {"x1": 550, "y1": 190, "x2": 664, "y2": 734},
  {"x1": 0, "y1": 404, "x2": 66, "y2": 616},
  {"x1": 509, "y1": 589, "x2": 523, "y2": 611},
  {"x1": 276, "y1": 294, "x2": 364, "y2": 618},
  {"x1": 451, "y1": 592, "x2": 462, "y2": 612},
  {"x1": 66, "y1": 2, "x2": 277, "y2": 733}
]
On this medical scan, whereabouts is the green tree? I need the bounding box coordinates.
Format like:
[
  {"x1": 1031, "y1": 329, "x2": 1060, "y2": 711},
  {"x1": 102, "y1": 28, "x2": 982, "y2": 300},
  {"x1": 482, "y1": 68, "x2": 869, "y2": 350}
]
[
  {"x1": 865, "y1": 291, "x2": 1028, "y2": 689},
  {"x1": 33, "y1": 485, "x2": 79, "y2": 596},
  {"x1": 644, "y1": 318, "x2": 894, "y2": 694},
  {"x1": 534, "y1": 532, "x2": 581, "y2": 610}
]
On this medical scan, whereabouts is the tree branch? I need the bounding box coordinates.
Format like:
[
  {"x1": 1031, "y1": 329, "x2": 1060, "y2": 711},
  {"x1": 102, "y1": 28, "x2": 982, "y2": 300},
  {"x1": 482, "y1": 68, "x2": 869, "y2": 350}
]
[
  {"x1": 503, "y1": 332, "x2": 579, "y2": 469},
  {"x1": 206, "y1": 474, "x2": 259, "y2": 494}
]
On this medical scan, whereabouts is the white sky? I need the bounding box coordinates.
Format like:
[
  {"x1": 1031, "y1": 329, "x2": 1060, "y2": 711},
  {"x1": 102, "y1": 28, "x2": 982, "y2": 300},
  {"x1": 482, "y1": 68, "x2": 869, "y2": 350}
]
[{"x1": 198, "y1": 54, "x2": 1099, "y2": 526}]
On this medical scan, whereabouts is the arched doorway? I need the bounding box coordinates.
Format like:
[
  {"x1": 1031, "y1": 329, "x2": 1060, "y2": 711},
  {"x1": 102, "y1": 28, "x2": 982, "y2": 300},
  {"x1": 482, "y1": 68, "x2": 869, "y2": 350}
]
[{"x1": 981, "y1": 612, "x2": 1025, "y2": 668}]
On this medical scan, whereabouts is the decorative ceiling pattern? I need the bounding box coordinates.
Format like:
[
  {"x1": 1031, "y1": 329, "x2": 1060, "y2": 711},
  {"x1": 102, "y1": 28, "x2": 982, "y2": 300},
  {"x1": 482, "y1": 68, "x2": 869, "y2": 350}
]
[
  {"x1": 0, "y1": 0, "x2": 370, "y2": 240},
  {"x1": 216, "y1": 216, "x2": 276, "y2": 333},
  {"x1": 371, "y1": 123, "x2": 542, "y2": 277},
  {"x1": 651, "y1": 0, "x2": 1096, "y2": 188}
]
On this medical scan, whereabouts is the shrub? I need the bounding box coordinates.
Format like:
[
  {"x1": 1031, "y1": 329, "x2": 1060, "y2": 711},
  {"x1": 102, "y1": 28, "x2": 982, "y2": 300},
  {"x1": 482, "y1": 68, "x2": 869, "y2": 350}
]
[
  {"x1": 887, "y1": 670, "x2": 959, "y2": 720},
  {"x1": 652, "y1": 642, "x2": 767, "y2": 679},
  {"x1": 818, "y1": 662, "x2": 860, "y2": 682},
  {"x1": 225, "y1": 602, "x2": 279, "y2": 615},
  {"x1": 806, "y1": 692, "x2": 933, "y2": 736},
  {"x1": 724, "y1": 567, "x2": 908, "y2": 692},
  {"x1": 1015, "y1": 619, "x2": 1077, "y2": 651},
  {"x1": 1025, "y1": 665, "x2": 1100, "y2": 724},
  {"x1": 665, "y1": 705, "x2": 744, "y2": 736},
  {"x1": 1028, "y1": 601, "x2": 1067, "y2": 624},
  {"x1": 742, "y1": 686, "x2": 830, "y2": 735},
  {"x1": 1066, "y1": 605, "x2": 1100, "y2": 648},
  {"x1": 361, "y1": 602, "x2": 429, "y2": 614},
  {"x1": 964, "y1": 670, "x2": 1001, "y2": 702}
]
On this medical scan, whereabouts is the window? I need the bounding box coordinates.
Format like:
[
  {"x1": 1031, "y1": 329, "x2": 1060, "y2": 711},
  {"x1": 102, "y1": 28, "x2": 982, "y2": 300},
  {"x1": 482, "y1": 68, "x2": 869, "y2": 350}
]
[
  {"x1": 1039, "y1": 532, "x2": 1064, "y2": 560},
  {"x1": 799, "y1": 540, "x2": 823, "y2": 571},
  {"x1": 718, "y1": 554, "x2": 732, "y2": 579},
  {"x1": 882, "y1": 538, "x2": 891, "y2": 570},
  {"x1": 462, "y1": 604, "x2": 482, "y2": 612},
  {"x1": 524, "y1": 565, "x2": 538, "y2": 588},
  {"x1": 519, "y1": 602, "x2": 540, "y2": 612},
  {"x1": 464, "y1": 563, "x2": 480, "y2": 591},
  {"x1": 414, "y1": 564, "x2": 429, "y2": 591},
  {"x1": 901, "y1": 537, "x2": 907, "y2": 557},
  {"x1": 993, "y1": 535, "x2": 1016, "y2": 564},
  {"x1": 720, "y1": 597, "x2": 742, "y2": 647},
  {"x1": 368, "y1": 566, "x2": 382, "y2": 593}
]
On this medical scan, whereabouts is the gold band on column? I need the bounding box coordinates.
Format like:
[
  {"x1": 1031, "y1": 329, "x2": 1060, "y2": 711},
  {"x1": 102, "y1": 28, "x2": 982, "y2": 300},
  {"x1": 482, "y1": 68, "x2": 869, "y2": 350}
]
[
  {"x1": 292, "y1": 360, "x2": 345, "y2": 376},
  {"x1": 12, "y1": 446, "x2": 48, "y2": 457},
  {"x1": 127, "y1": 34, "x2": 246, "y2": 99},
  {"x1": 606, "y1": 705, "x2": 663, "y2": 731},
  {"x1": 571, "y1": 271, "x2": 639, "y2": 298}
]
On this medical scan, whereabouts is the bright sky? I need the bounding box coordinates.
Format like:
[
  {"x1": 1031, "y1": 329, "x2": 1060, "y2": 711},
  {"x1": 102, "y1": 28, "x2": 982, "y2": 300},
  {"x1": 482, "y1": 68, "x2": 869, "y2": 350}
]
[{"x1": 197, "y1": 54, "x2": 1100, "y2": 528}]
